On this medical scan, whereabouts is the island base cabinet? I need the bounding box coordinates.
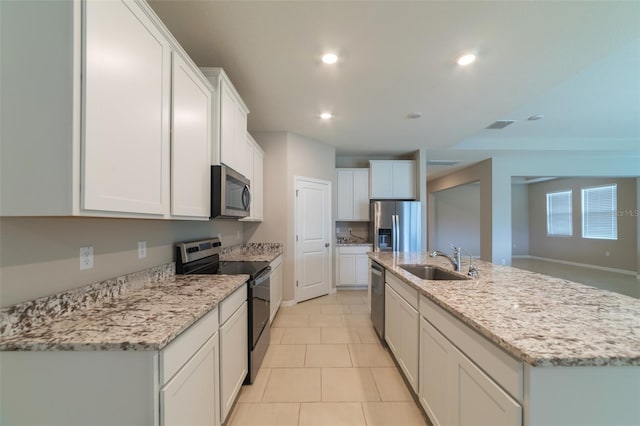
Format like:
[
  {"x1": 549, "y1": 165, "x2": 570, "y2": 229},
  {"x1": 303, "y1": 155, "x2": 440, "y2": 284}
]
[
  {"x1": 419, "y1": 316, "x2": 521, "y2": 426},
  {"x1": 384, "y1": 284, "x2": 419, "y2": 393},
  {"x1": 161, "y1": 334, "x2": 217, "y2": 426}
]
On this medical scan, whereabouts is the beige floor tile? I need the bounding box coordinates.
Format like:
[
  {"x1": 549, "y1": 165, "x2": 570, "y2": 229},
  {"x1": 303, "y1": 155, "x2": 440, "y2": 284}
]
[
  {"x1": 226, "y1": 402, "x2": 300, "y2": 426},
  {"x1": 272, "y1": 313, "x2": 309, "y2": 328},
  {"x1": 299, "y1": 402, "x2": 366, "y2": 426},
  {"x1": 262, "y1": 368, "x2": 322, "y2": 402},
  {"x1": 281, "y1": 327, "x2": 321, "y2": 344},
  {"x1": 321, "y1": 304, "x2": 351, "y2": 314},
  {"x1": 321, "y1": 368, "x2": 380, "y2": 402},
  {"x1": 280, "y1": 303, "x2": 324, "y2": 315},
  {"x1": 304, "y1": 294, "x2": 340, "y2": 305},
  {"x1": 321, "y1": 327, "x2": 360, "y2": 344},
  {"x1": 309, "y1": 313, "x2": 343, "y2": 327},
  {"x1": 355, "y1": 327, "x2": 380, "y2": 343},
  {"x1": 237, "y1": 368, "x2": 271, "y2": 402},
  {"x1": 371, "y1": 367, "x2": 414, "y2": 401},
  {"x1": 262, "y1": 344, "x2": 306, "y2": 368},
  {"x1": 361, "y1": 402, "x2": 428, "y2": 426},
  {"x1": 305, "y1": 344, "x2": 352, "y2": 367},
  {"x1": 270, "y1": 327, "x2": 284, "y2": 344},
  {"x1": 349, "y1": 304, "x2": 370, "y2": 314},
  {"x1": 342, "y1": 313, "x2": 373, "y2": 327},
  {"x1": 349, "y1": 343, "x2": 394, "y2": 367},
  {"x1": 337, "y1": 291, "x2": 367, "y2": 305}
]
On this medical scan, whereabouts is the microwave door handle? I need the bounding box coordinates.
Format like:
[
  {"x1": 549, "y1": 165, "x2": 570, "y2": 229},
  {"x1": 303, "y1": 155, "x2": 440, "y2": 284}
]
[{"x1": 242, "y1": 185, "x2": 251, "y2": 211}]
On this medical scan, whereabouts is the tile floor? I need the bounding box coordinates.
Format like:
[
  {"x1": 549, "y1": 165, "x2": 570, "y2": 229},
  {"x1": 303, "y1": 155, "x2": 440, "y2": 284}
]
[
  {"x1": 511, "y1": 257, "x2": 640, "y2": 299},
  {"x1": 226, "y1": 291, "x2": 430, "y2": 426}
]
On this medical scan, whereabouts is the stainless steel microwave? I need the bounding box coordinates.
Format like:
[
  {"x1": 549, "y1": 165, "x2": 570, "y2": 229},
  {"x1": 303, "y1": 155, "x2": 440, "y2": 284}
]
[{"x1": 211, "y1": 165, "x2": 251, "y2": 219}]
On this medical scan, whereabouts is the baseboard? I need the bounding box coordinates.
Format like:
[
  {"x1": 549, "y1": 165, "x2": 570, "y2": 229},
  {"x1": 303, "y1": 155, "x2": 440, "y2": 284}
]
[
  {"x1": 280, "y1": 299, "x2": 297, "y2": 307},
  {"x1": 511, "y1": 255, "x2": 531, "y2": 259},
  {"x1": 335, "y1": 285, "x2": 367, "y2": 291},
  {"x1": 526, "y1": 255, "x2": 636, "y2": 276}
]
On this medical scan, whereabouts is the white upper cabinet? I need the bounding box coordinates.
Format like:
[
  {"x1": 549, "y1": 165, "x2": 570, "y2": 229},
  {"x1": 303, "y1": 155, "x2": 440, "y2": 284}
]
[
  {"x1": 170, "y1": 53, "x2": 212, "y2": 219},
  {"x1": 336, "y1": 169, "x2": 370, "y2": 221},
  {"x1": 369, "y1": 160, "x2": 416, "y2": 200},
  {"x1": 200, "y1": 68, "x2": 250, "y2": 177},
  {"x1": 0, "y1": 0, "x2": 211, "y2": 220},
  {"x1": 240, "y1": 133, "x2": 264, "y2": 222}
]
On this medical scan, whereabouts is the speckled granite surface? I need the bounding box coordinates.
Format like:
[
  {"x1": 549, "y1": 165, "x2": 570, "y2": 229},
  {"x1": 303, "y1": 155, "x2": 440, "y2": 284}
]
[
  {"x1": 0, "y1": 271, "x2": 248, "y2": 351},
  {"x1": 370, "y1": 252, "x2": 640, "y2": 367},
  {"x1": 221, "y1": 243, "x2": 284, "y2": 262}
]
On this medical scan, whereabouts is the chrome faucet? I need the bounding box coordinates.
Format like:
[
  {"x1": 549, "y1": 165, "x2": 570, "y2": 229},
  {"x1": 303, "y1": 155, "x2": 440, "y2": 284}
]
[
  {"x1": 430, "y1": 244, "x2": 479, "y2": 277},
  {"x1": 429, "y1": 247, "x2": 462, "y2": 271}
]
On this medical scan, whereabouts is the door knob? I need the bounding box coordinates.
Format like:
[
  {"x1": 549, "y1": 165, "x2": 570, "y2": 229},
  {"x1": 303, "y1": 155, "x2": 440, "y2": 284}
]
[{"x1": 325, "y1": 243, "x2": 330, "y2": 247}]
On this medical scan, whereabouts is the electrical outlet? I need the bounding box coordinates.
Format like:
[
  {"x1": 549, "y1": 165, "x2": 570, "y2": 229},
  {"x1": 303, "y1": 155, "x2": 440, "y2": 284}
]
[
  {"x1": 138, "y1": 241, "x2": 147, "y2": 259},
  {"x1": 217, "y1": 233, "x2": 222, "y2": 241},
  {"x1": 605, "y1": 250, "x2": 610, "y2": 257},
  {"x1": 336, "y1": 227, "x2": 341, "y2": 234},
  {"x1": 80, "y1": 246, "x2": 94, "y2": 270}
]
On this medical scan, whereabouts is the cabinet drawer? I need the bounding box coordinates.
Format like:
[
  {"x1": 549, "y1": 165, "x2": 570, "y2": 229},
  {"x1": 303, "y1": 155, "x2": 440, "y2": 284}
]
[
  {"x1": 420, "y1": 294, "x2": 523, "y2": 401},
  {"x1": 386, "y1": 272, "x2": 418, "y2": 309},
  {"x1": 160, "y1": 307, "x2": 219, "y2": 385},
  {"x1": 220, "y1": 284, "x2": 247, "y2": 324},
  {"x1": 338, "y1": 246, "x2": 372, "y2": 255}
]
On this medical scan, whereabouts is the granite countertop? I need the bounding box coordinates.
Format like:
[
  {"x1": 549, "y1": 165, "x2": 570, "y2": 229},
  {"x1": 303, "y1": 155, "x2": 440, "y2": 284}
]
[
  {"x1": 221, "y1": 243, "x2": 283, "y2": 262},
  {"x1": 369, "y1": 252, "x2": 640, "y2": 367},
  {"x1": 0, "y1": 273, "x2": 248, "y2": 351}
]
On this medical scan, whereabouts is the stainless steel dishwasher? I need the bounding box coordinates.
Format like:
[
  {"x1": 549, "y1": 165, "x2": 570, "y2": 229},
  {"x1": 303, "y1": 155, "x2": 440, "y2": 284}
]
[{"x1": 370, "y1": 260, "x2": 385, "y2": 341}]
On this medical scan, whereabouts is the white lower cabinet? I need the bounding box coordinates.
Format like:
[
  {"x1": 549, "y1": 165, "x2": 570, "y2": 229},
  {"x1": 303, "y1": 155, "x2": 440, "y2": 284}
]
[
  {"x1": 337, "y1": 246, "x2": 372, "y2": 288},
  {"x1": 270, "y1": 255, "x2": 283, "y2": 322},
  {"x1": 384, "y1": 275, "x2": 419, "y2": 393},
  {"x1": 219, "y1": 286, "x2": 248, "y2": 423},
  {"x1": 161, "y1": 333, "x2": 217, "y2": 426}
]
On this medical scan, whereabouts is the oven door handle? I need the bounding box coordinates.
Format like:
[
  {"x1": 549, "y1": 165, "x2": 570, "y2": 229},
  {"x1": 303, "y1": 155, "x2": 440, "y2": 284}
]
[{"x1": 252, "y1": 266, "x2": 272, "y2": 287}]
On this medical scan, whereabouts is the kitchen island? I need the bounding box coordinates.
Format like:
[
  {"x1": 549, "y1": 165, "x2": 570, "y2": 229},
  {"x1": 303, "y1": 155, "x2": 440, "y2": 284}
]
[{"x1": 370, "y1": 251, "x2": 640, "y2": 426}]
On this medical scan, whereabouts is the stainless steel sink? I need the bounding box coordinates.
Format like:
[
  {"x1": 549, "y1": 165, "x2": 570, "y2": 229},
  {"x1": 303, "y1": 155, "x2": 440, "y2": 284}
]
[{"x1": 398, "y1": 264, "x2": 470, "y2": 281}]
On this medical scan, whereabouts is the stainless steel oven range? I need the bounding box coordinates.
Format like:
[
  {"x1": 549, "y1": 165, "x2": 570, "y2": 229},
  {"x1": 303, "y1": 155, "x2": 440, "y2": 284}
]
[{"x1": 175, "y1": 237, "x2": 271, "y2": 384}]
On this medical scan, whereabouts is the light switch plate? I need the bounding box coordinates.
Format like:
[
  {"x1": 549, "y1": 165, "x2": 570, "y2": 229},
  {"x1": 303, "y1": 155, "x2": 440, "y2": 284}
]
[{"x1": 80, "y1": 246, "x2": 94, "y2": 270}]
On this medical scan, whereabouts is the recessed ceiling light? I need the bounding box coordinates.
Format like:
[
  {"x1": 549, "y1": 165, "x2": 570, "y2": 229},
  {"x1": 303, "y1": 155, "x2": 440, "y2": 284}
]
[
  {"x1": 407, "y1": 112, "x2": 423, "y2": 119},
  {"x1": 457, "y1": 53, "x2": 476, "y2": 66},
  {"x1": 527, "y1": 114, "x2": 544, "y2": 121},
  {"x1": 322, "y1": 53, "x2": 338, "y2": 64},
  {"x1": 320, "y1": 112, "x2": 332, "y2": 120}
]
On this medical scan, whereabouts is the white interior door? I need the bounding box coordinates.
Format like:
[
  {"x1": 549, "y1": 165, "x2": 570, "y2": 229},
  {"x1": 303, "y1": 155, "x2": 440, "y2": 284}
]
[{"x1": 295, "y1": 177, "x2": 331, "y2": 302}]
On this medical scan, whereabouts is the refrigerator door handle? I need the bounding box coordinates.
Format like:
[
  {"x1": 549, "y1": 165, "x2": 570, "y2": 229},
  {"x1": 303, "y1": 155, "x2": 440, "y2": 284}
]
[
  {"x1": 395, "y1": 214, "x2": 399, "y2": 251},
  {"x1": 392, "y1": 214, "x2": 397, "y2": 252}
]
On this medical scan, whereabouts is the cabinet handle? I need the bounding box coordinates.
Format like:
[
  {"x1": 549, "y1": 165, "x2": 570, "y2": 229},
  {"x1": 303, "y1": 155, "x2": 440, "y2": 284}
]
[{"x1": 325, "y1": 243, "x2": 330, "y2": 248}]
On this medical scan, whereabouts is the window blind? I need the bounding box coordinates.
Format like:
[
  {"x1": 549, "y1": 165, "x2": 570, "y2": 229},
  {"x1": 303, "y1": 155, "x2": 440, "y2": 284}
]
[
  {"x1": 582, "y1": 184, "x2": 617, "y2": 240},
  {"x1": 546, "y1": 190, "x2": 572, "y2": 236}
]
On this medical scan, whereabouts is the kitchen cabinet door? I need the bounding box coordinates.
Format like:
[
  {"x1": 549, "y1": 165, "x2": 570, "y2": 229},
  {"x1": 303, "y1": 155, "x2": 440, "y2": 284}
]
[
  {"x1": 219, "y1": 83, "x2": 235, "y2": 168},
  {"x1": 83, "y1": 0, "x2": 171, "y2": 215},
  {"x1": 253, "y1": 146, "x2": 264, "y2": 221},
  {"x1": 355, "y1": 254, "x2": 369, "y2": 286},
  {"x1": 420, "y1": 317, "x2": 454, "y2": 426},
  {"x1": 454, "y1": 345, "x2": 522, "y2": 426},
  {"x1": 385, "y1": 284, "x2": 419, "y2": 392},
  {"x1": 219, "y1": 301, "x2": 248, "y2": 423},
  {"x1": 337, "y1": 170, "x2": 355, "y2": 220},
  {"x1": 369, "y1": 160, "x2": 416, "y2": 200},
  {"x1": 270, "y1": 255, "x2": 283, "y2": 322},
  {"x1": 161, "y1": 334, "x2": 216, "y2": 426},
  {"x1": 170, "y1": 53, "x2": 211, "y2": 218},
  {"x1": 234, "y1": 105, "x2": 248, "y2": 176},
  {"x1": 338, "y1": 254, "x2": 356, "y2": 286},
  {"x1": 353, "y1": 169, "x2": 370, "y2": 220}
]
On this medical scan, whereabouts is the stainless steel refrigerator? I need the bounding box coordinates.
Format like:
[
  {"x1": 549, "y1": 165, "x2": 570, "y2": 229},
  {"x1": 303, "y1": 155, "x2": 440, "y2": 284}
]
[{"x1": 369, "y1": 201, "x2": 422, "y2": 252}]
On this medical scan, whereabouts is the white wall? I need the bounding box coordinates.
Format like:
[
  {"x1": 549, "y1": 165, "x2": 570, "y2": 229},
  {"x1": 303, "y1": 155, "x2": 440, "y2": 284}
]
[
  {"x1": 249, "y1": 132, "x2": 335, "y2": 302},
  {"x1": 0, "y1": 217, "x2": 243, "y2": 307},
  {"x1": 432, "y1": 183, "x2": 481, "y2": 256}
]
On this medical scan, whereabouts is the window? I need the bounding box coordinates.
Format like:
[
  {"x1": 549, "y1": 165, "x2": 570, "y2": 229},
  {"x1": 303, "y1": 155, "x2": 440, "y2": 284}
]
[
  {"x1": 546, "y1": 190, "x2": 572, "y2": 236},
  {"x1": 582, "y1": 184, "x2": 617, "y2": 240}
]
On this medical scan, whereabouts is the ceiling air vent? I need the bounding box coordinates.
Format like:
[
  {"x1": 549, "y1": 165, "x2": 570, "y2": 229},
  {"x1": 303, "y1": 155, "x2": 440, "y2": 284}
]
[
  {"x1": 427, "y1": 160, "x2": 461, "y2": 166},
  {"x1": 486, "y1": 120, "x2": 516, "y2": 129}
]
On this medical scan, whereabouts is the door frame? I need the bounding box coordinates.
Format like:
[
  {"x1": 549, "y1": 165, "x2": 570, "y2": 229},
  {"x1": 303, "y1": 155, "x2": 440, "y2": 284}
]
[{"x1": 294, "y1": 176, "x2": 333, "y2": 303}]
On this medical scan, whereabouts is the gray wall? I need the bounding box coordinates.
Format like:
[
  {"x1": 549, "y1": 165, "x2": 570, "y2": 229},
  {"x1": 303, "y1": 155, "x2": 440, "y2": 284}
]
[
  {"x1": 0, "y1": 217, "x2": 243, "y2": 307},
  {"x1": 511, "y1": 184, "x2": 530, "y2": 256},
  {"x1": 432, "y1": 183, "x2": 481, "y2": 256},
  {"x1": 248, "y1": 131, "x2": 335, "y2": 301},
  {"x1": 528, "y1": 177, "x2": 637, "y2": 271}
]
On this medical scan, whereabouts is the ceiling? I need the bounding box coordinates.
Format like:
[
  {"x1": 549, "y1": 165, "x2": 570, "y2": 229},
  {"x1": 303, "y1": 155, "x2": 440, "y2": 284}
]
[{"x1": 148, "y1": 1, "x2": 640, "y2": 175}]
